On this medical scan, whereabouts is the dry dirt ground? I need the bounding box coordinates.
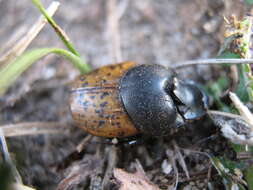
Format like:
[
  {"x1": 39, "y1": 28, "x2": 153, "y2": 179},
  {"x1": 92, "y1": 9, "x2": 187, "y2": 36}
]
[{"x1": 0, "y1": 0, "x2": 251, "y2": 189}]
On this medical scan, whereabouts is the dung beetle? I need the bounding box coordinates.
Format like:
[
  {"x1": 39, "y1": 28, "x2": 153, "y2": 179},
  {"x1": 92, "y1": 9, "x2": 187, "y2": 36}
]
[{"x1": 69, "y1": 61, "x2": 208, "y2": 138}]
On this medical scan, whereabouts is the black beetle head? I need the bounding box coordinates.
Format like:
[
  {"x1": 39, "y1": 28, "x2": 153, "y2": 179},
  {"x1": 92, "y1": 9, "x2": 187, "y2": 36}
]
[
  {"x1": 119, "y1": 64, "x2": 208, "y2": 137},
  {"x1": 119, "y1": 64, "x2": 185, "y2": 136},
  {"x1": 172, "y1": 78, "x2": 209, "y2": 121}
]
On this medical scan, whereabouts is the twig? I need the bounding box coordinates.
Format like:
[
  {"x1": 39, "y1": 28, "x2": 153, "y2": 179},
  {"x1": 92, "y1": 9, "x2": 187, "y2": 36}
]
[
  {"x1": 0, "y1": 1, "x2": 60, "y2": 65},
  {"x1": 166, "y1": 149, "x2": 179, "y2": 188},
  {"x1": 207, "y1": 162, "x2": 212, "y2": 183},
  {"x1": 89, "y1": 141, "x2": 105, "y2": 190},
  {"x1": 172, "y1": 58, "x2": 253, "y2": 69},
  {"x1": 95, "y1": 138, "x2": 103, "y2": 158},
  {"x1": 102, "y1": 145, "x2": 118, "y2": 189},
  {"x1": 172, "y1": 140, "x2": 190, "y2": 179},
  {"x1": 180, "y1": 148, "x2": 212, "y2": 160},
  {"x1": 106, "y1": 0, "x2": 122, "y2": 63},
  {"x1": 103, "y1": 6, "x2": 123, "y2": 188},
  {"x1": 174, "y1": 169, "x2": 214, "y2": 183},
  {"x1": 1, "y1": 122, "x2": 67, "y2": 137},
  {"x1": 173, "y1": 170, "x2": 179, "y2": 190},
  {"x1": 76, "y1": 134, "x2": 93, "y2": 153},
  {"x1": 182, "y1": 148, "x2": 213, "y2": 186},
  {"x1": 134, "y1": 159, "x2": 149, "y2": 180},
  {"x1": 89, "y1": 138, "x2": 106, "y2": 189},
  {"x1": 0, "y1": 129, "x2": 23, "y2": 183},
  {"x1": 207, "y1": 110, "x2": 244, "y2": 120}
]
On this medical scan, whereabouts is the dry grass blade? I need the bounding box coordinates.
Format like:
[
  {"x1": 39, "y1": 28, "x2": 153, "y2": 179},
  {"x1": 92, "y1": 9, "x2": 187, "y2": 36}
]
[
  {"x1": 0, "y1": 129, "x2": 23, "y2": 183},
  {"x1": 0, "y1": 1, "x2": 60, "y2": 66},
  {"x1": 0, "y1": 26, "x2": 27, "y2": 55},
  {"x1": 12, "y1": 183, "x2": 37, "y2": 190},
  {"x1": 229, "y1": 92, "x2": 253, "y2": 129},
  {"x1": 1, "y1": 122, "x2": 67, "y2": 137},
  {"x1": 172, "y1": 58, "x2": 253, "y2": 69}
]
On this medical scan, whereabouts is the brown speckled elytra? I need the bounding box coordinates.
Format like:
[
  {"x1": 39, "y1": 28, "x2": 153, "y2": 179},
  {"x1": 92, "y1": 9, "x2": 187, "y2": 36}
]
[{"x1": 69, "y1": 62, "x2": 208, "y2": 138}]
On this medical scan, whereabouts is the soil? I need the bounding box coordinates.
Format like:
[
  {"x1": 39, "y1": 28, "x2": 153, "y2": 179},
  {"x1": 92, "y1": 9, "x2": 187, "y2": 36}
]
[{"x1": 0, "y1": 0, "x2": 251, "y2": 190}]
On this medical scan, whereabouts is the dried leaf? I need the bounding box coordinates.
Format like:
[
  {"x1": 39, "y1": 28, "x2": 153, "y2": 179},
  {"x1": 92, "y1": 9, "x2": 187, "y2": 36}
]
[
  {"x1": 56, "y1": 157, "x2": 102, "y2": 190},
  {"x1": 114, "y1": 168, "x2": 161, "y2": 190},
  {"x1": 208, "y1": 111, "x2": 253, "y2": 145}
]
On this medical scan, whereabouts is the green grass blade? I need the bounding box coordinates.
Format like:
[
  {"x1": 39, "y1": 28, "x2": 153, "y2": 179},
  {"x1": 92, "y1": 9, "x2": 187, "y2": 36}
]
[
  {"x1": 31, "y1": 0, "x2": 80, "y2": 57},
  {"x1": 0, "y1": 48, "x2": 91, "y2": 95},
  {"x1": 245, "y1": 165, "x2": 253, "y2": 190}
]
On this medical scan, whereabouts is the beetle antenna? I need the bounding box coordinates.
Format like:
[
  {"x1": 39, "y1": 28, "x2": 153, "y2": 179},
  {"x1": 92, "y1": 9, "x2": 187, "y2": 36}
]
[{"x1": 171, "y1": 58, "x2": 253, "y2": 70}]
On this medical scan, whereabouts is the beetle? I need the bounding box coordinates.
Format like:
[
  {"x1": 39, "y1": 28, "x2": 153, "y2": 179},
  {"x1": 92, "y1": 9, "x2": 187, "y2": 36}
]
[{"x1": 69, "y1": 61, "x2": 209, "y2": 138}]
